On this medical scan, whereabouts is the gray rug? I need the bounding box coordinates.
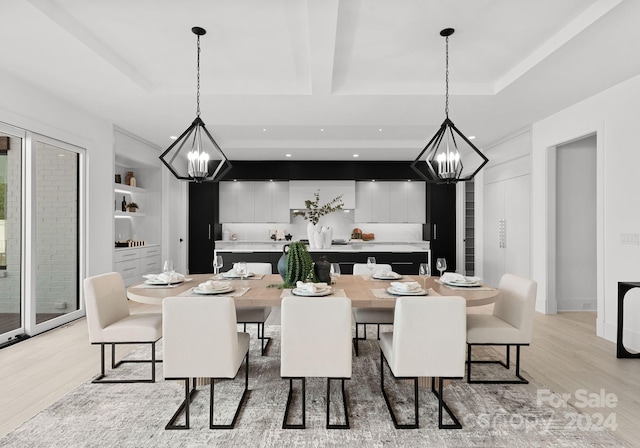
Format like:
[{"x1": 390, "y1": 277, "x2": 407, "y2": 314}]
[{"x1": 1, "y1": 327, "x2": 627, "y2": 447}]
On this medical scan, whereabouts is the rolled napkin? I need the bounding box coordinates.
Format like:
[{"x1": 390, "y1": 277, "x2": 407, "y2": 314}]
[
  {"x1": 295, "y1": 281, "x2": 329, "y2": 293},
  {"x1": 157, "y1": 272, "x2": 185, "y2": 283},
  {"x1": 198, "y1": 280, "x2": 230, "y2": 290},
  {"x1": 390, "y1": 281, "x2": 421, "y2": 291},
  {"x1": 440, "y1": 272, "x2": 482, "y2": 284}
]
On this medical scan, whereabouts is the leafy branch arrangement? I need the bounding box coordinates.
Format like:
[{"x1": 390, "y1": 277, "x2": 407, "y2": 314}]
[{"x1": 292, "y1": 191, "x2": 344, "y2": 225}]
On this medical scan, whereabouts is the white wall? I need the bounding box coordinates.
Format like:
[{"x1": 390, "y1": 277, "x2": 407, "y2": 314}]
[
  {"x1": 531, "y1": 72, "x2": 640, "y2": 346},
  {"x1": 0, "y1": 70, "x2": 114, "y2": 279}
]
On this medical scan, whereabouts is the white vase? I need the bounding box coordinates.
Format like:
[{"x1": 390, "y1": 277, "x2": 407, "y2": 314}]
[
  {"x1": 321, "y1": 226, "x2": 333, "y2": 249},
  {"x1": 314, "y1": 231, "x2": 324, "y2": 249},
  {"x1": 307, "y1": 222, "x2": 317, "y2": 249}
]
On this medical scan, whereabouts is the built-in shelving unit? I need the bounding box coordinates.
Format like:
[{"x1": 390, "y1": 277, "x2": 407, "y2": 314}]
[
  {"x1": 464, "y1": 181, "x2": 475, "y2": 276},
  {"x1": 113, "y1": 128, "x2": 164, "y2": 283}
]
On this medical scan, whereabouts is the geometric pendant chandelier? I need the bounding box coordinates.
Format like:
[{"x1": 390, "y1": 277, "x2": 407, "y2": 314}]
[
  {"x1": 411, "y1": 28, "x2": 488, "y2": 184},
  {"x1": 160, "y1": 26, "x2": 231, "y2": 183}
]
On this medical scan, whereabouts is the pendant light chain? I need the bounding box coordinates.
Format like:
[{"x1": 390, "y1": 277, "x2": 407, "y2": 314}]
[
  {"x1": 196, "y1": 34, "x2": 201, "y2": 117},
  {"x1": 445, "y1": 34, "x2": 449, "y2": 118}
]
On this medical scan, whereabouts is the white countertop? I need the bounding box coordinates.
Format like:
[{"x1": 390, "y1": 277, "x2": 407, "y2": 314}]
[{"x1": 215, "y1": 241, "x2": 429, "y2": 252}]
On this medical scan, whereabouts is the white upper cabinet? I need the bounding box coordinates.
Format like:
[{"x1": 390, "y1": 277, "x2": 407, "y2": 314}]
[
  {"x1": 219, "y1": 181, "x2": 290, "y2": 223},
  {"x1": 289, "y1": 181, "x2": 356, "y2": 209},
  {"x1": 355, "y1": 181, "x2": 425, "y2": 223}
]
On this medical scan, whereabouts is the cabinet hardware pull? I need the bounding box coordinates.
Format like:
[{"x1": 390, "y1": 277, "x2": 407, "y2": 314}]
[
  {"x1": 208, "y1": 224, "x2": 211, "y2": 240},
  {"x1": 433, "y1": 224, "x2": 437, "y2": 240}
]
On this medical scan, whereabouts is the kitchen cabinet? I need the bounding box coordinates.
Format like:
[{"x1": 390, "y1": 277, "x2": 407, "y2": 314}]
[
  {"x1": 289, "y1": 180, "x2": 356, "y2": 209},
  {"x1": 355, "y1": 181, "x2": 425, "y2": 223},
  {"x1": 483, "y1": 175, "x2": 530, "y2": 288},
  {"x1": 188, "y1": 182, "x2": 219, "y2": 274},
  {"x1": 426, "y1": 183, "x2": 457, "y2": 273},
  {"x1": 114, "y1": 245, "x2": 161, "y2": 287},
  {"x1": 219, "y1": 181, "x2": 290, "y2": 223}
]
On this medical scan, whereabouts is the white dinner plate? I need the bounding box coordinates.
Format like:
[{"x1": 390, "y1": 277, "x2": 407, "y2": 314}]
[
  {"x1": 144, "y1": 279, "x2": 184, "y2": 286},
  {"x1": 386, "y1": 286, "x2": 428, "y2": 296},
  {"x1": 443, "y1": 280, "x2": 482, "y2": 288},
  {"x1": 292, "y1": 287, "x2": 333, "y2": 297},
  {"x1": 192, "y1": 286, "x2": 234, "y2": 295},
  {"x1": 221, "y1": 272, "x2": 255, "y2": 279},
  {"x1": 372, "y1": 274, "x2": 402, "y2": 280}
]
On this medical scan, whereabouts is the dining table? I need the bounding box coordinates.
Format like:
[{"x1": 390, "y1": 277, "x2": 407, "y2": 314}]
[{"x1": 126, "y1": 273, "x2": 498, "y2": 308}]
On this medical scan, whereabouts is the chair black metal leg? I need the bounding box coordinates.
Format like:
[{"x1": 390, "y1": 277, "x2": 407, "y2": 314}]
[
  {"x1": 210, "y1": 352, "x2": 249, "y2": 429},
  {"x1": 92, "y1": 341, "x2": 161, "y2": 384},
  {"x1": 166, "y1": 378, "x2": 197, "y2": 430},
  {"x1": 326, "y1": 378, "x2": 350, "y2": 429},
  {"x1": 283, "y1": 378, "x2": 306, "y2": 429},
  {"x1": 431, "y1": 377, "x2": 462, "y2": 429},
  {"x1": 377, "y1": 324, "x2": 381, "y2": 340},
  {"x1": 380, "y1": 350, "x2": 419, "y2": 429},
  {"x1": 258, "y1": 323, "x2": 272, "y2": 356},
  {"x1": 466, "y1": 343, "x2": 529, "y2": 384},
  {"x1": 353, "y1": 323, "x2": 362, "y2": 356}
]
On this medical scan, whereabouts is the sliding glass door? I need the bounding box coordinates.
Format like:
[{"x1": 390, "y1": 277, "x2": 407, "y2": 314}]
[
  {"x1": 25, "y1": 134, "x2": 85, "y2": 334},
  {"x1": 0, "y1": 126, "x2": 85, "y2": 345},
  {"x1": 0, "y1": 124, "x2": 24, "y2": 344}
]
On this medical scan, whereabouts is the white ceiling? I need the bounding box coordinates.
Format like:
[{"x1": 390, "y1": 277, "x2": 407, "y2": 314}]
[{"x1": 1, "y1": 0, "x2": 639, "y2": 160}]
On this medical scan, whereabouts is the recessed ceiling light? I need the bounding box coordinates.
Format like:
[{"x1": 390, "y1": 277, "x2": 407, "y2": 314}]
[
  {"x1": 262, "y1": 128, "x2": 267, "y2": 132},
  {"x1": 169, "y1": 135, "x2": 178, "y2": 140},
  {"x1": 285, "y1": 153, "x2": 292, "y2": 158},
  {"x1": 468, "y1": 135, "x2": 476, "y2": 140},
  {"x1": 353, "y1": 154, "x2": 359, "y2": 158},
  {"x1": 320, "y1": 128, "x2": 324, "y2": 132},
  {"x1": 378, "y1": 128, "x2": 383, "y2": 132}
]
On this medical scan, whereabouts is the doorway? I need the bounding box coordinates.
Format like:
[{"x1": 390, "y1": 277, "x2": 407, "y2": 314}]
[{"x1": 555, "y1": 134, "x2": 597, "y2": 310}]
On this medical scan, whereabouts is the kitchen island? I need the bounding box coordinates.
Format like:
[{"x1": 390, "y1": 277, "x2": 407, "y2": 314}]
[{"x1": 213, "y1": 241, "x2": 430, "y2": 275}]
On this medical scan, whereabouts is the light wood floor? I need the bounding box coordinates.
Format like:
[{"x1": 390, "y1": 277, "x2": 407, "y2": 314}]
[{"x1": 1, "y1": 303, "x2": 638, "y2": 445}]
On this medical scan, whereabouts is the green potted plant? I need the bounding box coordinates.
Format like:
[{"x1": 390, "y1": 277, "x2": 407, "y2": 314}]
[
  {"x1": 125, "y1": 201, "x2": 139, "y2": 213},
  {"x1": 278, "y1": 241, "x2": 318, "y2": 287},
  {"x1": 292, "y1": 191, "x2": 344, "y2": 248}
]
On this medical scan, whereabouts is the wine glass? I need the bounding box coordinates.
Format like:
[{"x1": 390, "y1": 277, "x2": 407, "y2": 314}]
[
  {"x1": 213, "y1": 255, "x2": 223, "y2": 276},
  {"x1": 436, "y1": 258, "x2": 447, "y2": 278},
  {"x1": 366, "y1": 257, "x2": 376, "y2": 278},
  {"x1": 163, "y1": 260, "x2": 174, "y2": 274},
  {"x1": 236, "y1": 261, "x2": 248, "y2": 280},
  {"x1": 330, "y1": 263, "x2": 341, "y2": 285},
  {"x1": 418, "y1": 263, "x2": 431, "y2": 289}
]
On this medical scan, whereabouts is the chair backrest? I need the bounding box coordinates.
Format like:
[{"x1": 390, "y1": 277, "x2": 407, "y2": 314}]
[
  {"x1": 281, "y1": 296, "x2": 352, "y2": 378},
  {"x1": 83, "y1": 272, "x2": 130, "y2": 343},
  {"x1": 493, "y1": 274, "x2": 537, "y2": 343},
  {"x1": 163, "y1": 296, "x2": 240, "y2": 378},
  {"x1": 233, "y1": 262, "x2": 272, "y2": 275},
  {"x1": 390, "y1": 296, "x2": 466, "y2": 378},
  {"x1": 352, "y1": 263, "x2": 392, "y2": 275}
]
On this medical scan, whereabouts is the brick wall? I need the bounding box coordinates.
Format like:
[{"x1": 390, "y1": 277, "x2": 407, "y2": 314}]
[{"x1": 34, "y1": 142, "x2": 78, "y2": 314}]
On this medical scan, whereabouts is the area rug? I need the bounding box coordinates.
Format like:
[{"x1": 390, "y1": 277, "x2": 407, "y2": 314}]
[{"x1": 1, "y1": 327, "x2": 627, "y2": 447}]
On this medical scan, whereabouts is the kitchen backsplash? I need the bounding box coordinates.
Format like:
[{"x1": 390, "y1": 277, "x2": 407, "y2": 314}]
[{"x1": 221, "y1": 212, "x2": 423, "y2": 242}]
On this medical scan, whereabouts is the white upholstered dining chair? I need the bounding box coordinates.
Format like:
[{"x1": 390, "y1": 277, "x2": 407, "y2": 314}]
[
  {"x1": 163, "y1": 296, "x2": 250, "y2": 430},
  {"x1": 233, "y1": 262, "x2": 273, "y2": 355},
  {"x1": 83, "y1": 272, "x2": 163, "y2": 383},
  {"x1": 466, "y1": 273, "x2": 537, "y2": 384},
  {"x1": 281, "y1": 296, "x2": 352, "y2": 429},
  {"x1": 352, "y1": 263, "x2": 394, "y2": 356},
  {"x1": 379, "y1": 296, "x2": 466, "y2": 429}
]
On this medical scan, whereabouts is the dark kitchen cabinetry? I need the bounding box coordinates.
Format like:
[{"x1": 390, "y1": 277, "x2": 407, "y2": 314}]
[
  {"x1": 188, "y1": 182, "x2": 220, "y2": 274},
  {"x1": 425, "y1": 183, "x2": 457, "y2": 272}
]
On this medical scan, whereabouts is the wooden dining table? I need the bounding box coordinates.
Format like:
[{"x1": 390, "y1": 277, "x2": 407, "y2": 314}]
[{"x1": 127, "y1": 273, "x2": 498, "y2": 308}]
